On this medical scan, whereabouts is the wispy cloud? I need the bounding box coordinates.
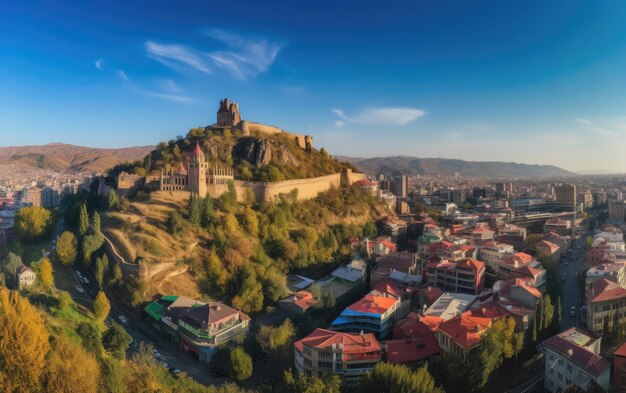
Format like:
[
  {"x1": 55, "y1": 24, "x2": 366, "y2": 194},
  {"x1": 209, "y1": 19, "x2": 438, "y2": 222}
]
[
  {"x1": 575, "y1": 118, "x2": 620, "y2": 135},
  {"x1": 145, "y1": 29, "x2": 282, "y2": 80},
  {"x1": 95, "y1": 58, "x2": 104, "y2": 71},
  {"x1": 117, "y1": 70, "x2": 129, "y2": 81},
  {"x1": 141, "y1": 91, "x2": 193, "y2": 103},
  {"x1": 145, "y1": 41, "x2": 212, "y2": 74},
  {"x1": 332, "y1": 106, "x2": 426, "y2": 126}
]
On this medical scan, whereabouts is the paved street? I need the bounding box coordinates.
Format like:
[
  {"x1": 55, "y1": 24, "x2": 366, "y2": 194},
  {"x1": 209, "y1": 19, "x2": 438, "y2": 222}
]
[{"x1": 559, "y1": 235, "x2": 587, "y2": 330}]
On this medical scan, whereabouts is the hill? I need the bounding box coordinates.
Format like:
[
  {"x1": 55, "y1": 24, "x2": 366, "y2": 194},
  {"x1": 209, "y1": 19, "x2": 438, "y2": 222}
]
[
  {"x1": 0, "y1": 143, "x2": 153, "y2": 173},
  {"x1": 337, "y1": 155, "x2": 576, "y2": 178}
]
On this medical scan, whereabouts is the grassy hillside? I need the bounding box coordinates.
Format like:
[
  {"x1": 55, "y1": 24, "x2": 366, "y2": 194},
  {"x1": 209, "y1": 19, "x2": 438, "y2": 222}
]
[
  {"x1": 102, "y1": 184, "x2": 388, "y2": 311},
  {"x1": 0, "y1": 143, "x2": 152, "y2": 173}
]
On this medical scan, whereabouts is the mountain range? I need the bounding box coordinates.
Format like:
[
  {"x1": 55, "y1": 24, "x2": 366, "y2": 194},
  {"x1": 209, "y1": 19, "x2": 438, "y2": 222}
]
[
  {"x1": 0, "y1": 143, "x2": 152, "y2": 173},
  {"x1": 337, "y1": 155, "x2": 577, "y2": 178}
]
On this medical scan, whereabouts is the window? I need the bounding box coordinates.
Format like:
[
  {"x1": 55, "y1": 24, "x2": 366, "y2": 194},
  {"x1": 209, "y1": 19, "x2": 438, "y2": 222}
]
[
  {"x1": 566, "y1": 364, "x2": 572, "y2": 373},
  {"x1": 319, "y1": 351, "x2": 331, "y2": 357},
  {"x1": 318, "y1": 361, "x2": 333, "y2": 369}
]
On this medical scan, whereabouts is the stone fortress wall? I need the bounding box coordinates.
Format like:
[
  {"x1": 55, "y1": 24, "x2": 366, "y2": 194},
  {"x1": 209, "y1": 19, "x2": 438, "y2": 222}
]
[
  {"x1": 154, "y1": 169, "x2": 366, "y2": 204},
  {"x1": 239, "y1": 121, "x2": 312, "y2": 150}
]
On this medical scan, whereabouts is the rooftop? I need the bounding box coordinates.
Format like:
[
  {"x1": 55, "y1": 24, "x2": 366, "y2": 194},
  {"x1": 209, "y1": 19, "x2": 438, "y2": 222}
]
[
  {"x1": 295, "y1": 328, "x2": 380, "y2": 354},
  {"x1": 542, "y1": 327, "x2": 610, "y2": 377},
  {"x1": 424, "y1": 292, "x2": 477, "y2": 320}
]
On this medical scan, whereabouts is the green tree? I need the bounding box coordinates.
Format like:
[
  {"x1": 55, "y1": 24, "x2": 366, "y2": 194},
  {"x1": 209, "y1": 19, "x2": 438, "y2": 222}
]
[
  {"x1": 242, "y1": 208, "x2": 259, "y2": 236},
  {"x1": 226, "y1": 347, "x2": 252, "y2": 382},
  {"x1": 188, "y1": 193, "x2": 201, "y2": 227},
  {"x1": 15, "y1": 206, "x2": 53, "y2": 241},
  {"x1": 319, "y1": 147, "x2": 329, "y2": 158},
  {"x1": 95, "y1": 254, "x2": 109, "y2": 289},
  {"x1": 360, "y1": 363, "x2": 443, "y2": 393},
  {"x1": 79, "y1": 203, "x2": 89, "y2": 237},
  {"x1": 56, "y1": 231, "x2": 78, "y2": 265},
  {"x1": 166, "y1": 211, "x2": 186, "y2": 235},
  {"x1": 109, "y1": 264, "x2": 123, "y2": 287},
  {"x1": 76, "y1": 322, "x2": 103, "y2": 356},
  {"x1": 38, "y1": 258, "x2": 53, "y2": 289},
  {"x1": 57, "y1": 291, "x2": 73, "y2": 310},
  {"x1": 224, "y1": 213, "x2": 239, "y2": 235},
  {"x1": 102, "y1": 322, "x2": 132, "y2": 359},
  {"x1": 92, "y1": 211, "x2": 101, "y2": 234},
  {"x1": 202, "y1": 195, "x2": 215, "y2": 227},
  {"x1": 93, "y1": 291, "x2": 111, "y2": 323},
  {"x1": 108, "y1": 190, "x2": 120, "y2": 211},
  {"x1": 1, "y1": 252, "x2": 23, "y2": 284},
  {"x1": 362, "y1": 220, "x2": 378, "y2": 239},
  {"x1": 82, "y1": 233, "x2": 104, "y2": 265},
  {"x1": 280, "y1": 371, "x2": 341, "y2": 393}
]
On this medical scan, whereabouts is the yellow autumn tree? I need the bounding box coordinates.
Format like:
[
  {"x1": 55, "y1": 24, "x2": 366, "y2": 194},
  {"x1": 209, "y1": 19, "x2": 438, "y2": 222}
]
[
  {"x1": 93, "y1": 291, "x2": 111, "y2": 323},
  {"x1": 38, "y1": 258, "x2": 54, "y2": 288},
  {"x1": 0, "y1": 288, "x2": 50, "y2": 393},
  {"x1": 44, "y1": 336, "x2": 101, "y2": 393}
]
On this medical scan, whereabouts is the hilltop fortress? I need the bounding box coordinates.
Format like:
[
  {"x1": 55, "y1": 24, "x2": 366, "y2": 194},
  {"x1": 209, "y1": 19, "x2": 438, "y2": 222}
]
[{"x1": 156, "y1": 99, "x2": 365, "y2": 202}]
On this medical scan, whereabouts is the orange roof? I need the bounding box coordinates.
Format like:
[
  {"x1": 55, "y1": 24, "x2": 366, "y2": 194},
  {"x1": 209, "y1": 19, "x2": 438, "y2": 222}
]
[
  {"x1": 292, "y1": 290, "x2": 318, "y2": 310},
  {"x1": 394, "y1": 312, "x2": 443, "y2": 339},
  {"x1": 348, "y1": 294, "x2": 398, "y2": 314},
  {"x1": 538, "y1": 240, "x2": 559, "y2": 252},
  {"x1": 373, "y1": 279, "x2": 403, "y2": 298},
  {"x1": 469, "y1": 302, "x2": 511, "y2": 319},
  {"x1": 295, "y1": 328, "x2": 380, "y2": 354},
  {"x1": 615, "y1": 342, "x2": 626, "y2": 358},
  {"x1": 190, "y1": 141, "x2": 204, "y2": 156},
  {"x1": 438, "y1": 311, "x2": 492, "y2": 349},
  {"x1": 458, "y1": 258, "x2": 485, "y2": 272},
  {"x1": 514, "y1": 252, "x2": 534, "y2": 264},
  {"x1": 385, "y1": 336, "x2": 440, "y2": 364},
  {"x1": 587, "y1": 279, "x2": 626, "y2": 303}
]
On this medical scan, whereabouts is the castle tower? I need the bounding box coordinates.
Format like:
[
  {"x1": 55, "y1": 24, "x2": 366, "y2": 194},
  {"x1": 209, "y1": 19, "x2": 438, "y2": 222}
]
[
  {"x1": 216, "y1": 98, "x2": 242, "y2": 127},
  {"x1": 187, "y1": 142, "x2": 208, "y2": 197}
]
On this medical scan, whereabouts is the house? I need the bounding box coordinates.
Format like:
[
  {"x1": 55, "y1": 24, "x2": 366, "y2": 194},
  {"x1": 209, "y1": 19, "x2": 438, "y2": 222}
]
[
  {"x1": 177, "y1": 302, "x2": 250, "y2": 363},
  {"x1": 541, "y1": 328, "x2": 610, "y2": 393},
  {"x1": 294, "y1": 328, "x2": 381, "y2": 389},
  {"x1": 536, "y1": 240, "x2": 561, "y2": 261},
  {"x1": 371, "y1": 237, "x2": 397, "y2": 257},
  {"x1": 370, "y1": 252, "x2": 418, "y2": 286},
  {"x1": 460, "y1": 223, "x2": 495, "y2": 245},
  {"x1": 278, "y1": 290, "x2": 319, "y2": 315},
  {"x1": 330, "y1": 294, "x2": 401, "y2": 339},
  {"x1": 543, "y1": 218, "x2": 572, "y2": 236},
  {"x1": 331, "y1": 257, "x2": 366, "y2": 283},
  {"x1": 585, "y1": 261, "x2": 626, "y2": 290},
  {"x1": 16, "y1": 265, "x2": 35, "y2": 290},
  {"x1": 586, "y1": 278, "x2": 626, "y2": 334},
  {"x1": 436, "y1": 311, "x2": 492, "y2": 357},
  {"x1": 384, "y1": 313, "x2": 442, "y2": 366},
  {"x1": 496, "y1": 223, "x2": 527, "y2": 251},
  {"x1": 423, "y1": 292, "x2": 478, "y2": 321},
  {"x1": 614, "y1": 342, "x2": 626, "y2": 392},
  {"x1": 423, "y1": 258, "x2": 485, "y2": 295}
]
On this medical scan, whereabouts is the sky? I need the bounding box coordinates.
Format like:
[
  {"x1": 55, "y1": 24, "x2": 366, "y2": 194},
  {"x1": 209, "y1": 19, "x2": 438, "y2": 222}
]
[{"x1": 2, "y1": 1, "x2": 626, "y2": 173}]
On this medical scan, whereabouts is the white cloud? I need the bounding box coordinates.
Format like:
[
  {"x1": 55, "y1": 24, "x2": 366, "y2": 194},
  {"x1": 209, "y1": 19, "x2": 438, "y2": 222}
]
[
  {"x1": 332, "y1": 106, "x2": 425, "y2": 126},
  {"x1": 141, "y1": 91, "x2": 193, "y2": 103},
  {"x1": 335, "y1": 120, "x2": 346, "y2": 127},
  {"x1": 117, "y1": 70, "x2": 129, "y2": 81},
  {"x1": 145, "y1": 41, "x2": 212, "y2": 74},
  {"x1": 95, "y1": 58, "x2": 104, "y2": 71},
  {"x1": 145, "y1": 29, "x2": 282, "y2": 80},
  {"x1": 575, "y1": 117, "x2": 619, "y2": 135}
]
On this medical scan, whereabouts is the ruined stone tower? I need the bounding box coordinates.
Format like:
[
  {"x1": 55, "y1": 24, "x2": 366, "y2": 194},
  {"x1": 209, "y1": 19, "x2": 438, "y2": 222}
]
[
  {"x1": 187, "y1": 142, "x2": 208, "y2": 196},
  {"x1": 216, "y1": 98, "x2": 241, "y2": 127}
]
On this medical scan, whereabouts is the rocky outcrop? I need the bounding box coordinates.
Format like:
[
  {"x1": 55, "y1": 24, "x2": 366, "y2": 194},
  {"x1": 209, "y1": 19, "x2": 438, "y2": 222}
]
[{"x1": 233, "y1": 138, "x2": 298, "y2": 167}]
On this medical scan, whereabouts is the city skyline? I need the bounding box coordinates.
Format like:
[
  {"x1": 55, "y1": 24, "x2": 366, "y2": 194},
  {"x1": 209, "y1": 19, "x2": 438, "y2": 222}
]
[{"x1": 2, "y1": 1, "x2": 626, "y2": 172}]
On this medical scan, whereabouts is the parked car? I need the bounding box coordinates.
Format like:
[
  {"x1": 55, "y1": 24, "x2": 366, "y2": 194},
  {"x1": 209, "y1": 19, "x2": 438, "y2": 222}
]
[
  {"x1": 152, "y1": 348, "x2": 161, "y2": 359},
  {"x1": 168, "y1": 367, "x2": 181, "y2": 377},
  {"x1": 75, "y1": 284, "x2": 85, "y2": 293},
  {"x1": 159, "y1": 361, "x2": 169, "y2": 369},
  {"x1": 81, "y1": 276, "x2": 90, "y2": 285},
  {"x1": 118, "y1": 315, "x2": 128, "y2": 325}
]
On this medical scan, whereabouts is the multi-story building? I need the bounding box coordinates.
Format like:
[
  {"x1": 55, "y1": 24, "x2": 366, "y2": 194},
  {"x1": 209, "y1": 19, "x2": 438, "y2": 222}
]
[
  {"x1": 436, "y1": 311, "x2": 492, "y2": 357},
  {"x1": 294, "y1": 328, "x2": 381, "y2": 389},
  {"x1": 536, "y1": 240, "x2": 561, "y2": 260},
  {"x1": 554, "y1": 184, "x2": 577, "y2": 211},
  {"x1": 585, "y1": 262, "x2": 626, "y2": 290},
  {"x1": 424, "y1": 258, "x2": 485, "y2": 295},
  {"x1": 609, "y1": 199, "x2": 626, "y2": 222},
  {"x1": 543, "y1": 218, "x2": 571, "y2": 236},
  {"x1": 144, "y1": 296, "x2": 251, "y2": 363},
  {"x1": 496, "y1": 223, "x2": 526, "y2": 251},
  {"x1": 614, "y1": 342, "x2": 626, "y2": 392},
  {"x1": 478, "y1": 242, "x2": 515, "y2": 266},
  {"x1": 586, "y1": 278, "x2": 626, "y2": 334},
  {"x1": 329, "y1": 294, "x2": 401, "y2": 339},
  {"x1": 542, "y1": 328, "x2": 610, "y2": 393}
]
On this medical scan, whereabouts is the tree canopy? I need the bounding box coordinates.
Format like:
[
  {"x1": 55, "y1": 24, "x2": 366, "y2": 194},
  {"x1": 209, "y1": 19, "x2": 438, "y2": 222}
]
[
  {"x1": 57, "y1": 231, "x2": 78, "y2": 265},
  {"x1": 15, "y1": 206, "x2": 53, "y2": 241}
]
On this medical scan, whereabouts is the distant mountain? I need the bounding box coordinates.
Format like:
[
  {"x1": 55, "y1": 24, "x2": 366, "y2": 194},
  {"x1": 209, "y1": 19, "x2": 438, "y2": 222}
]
[
  {"x1": 0, "y1": 143, "x2": 153, "y2": 173},
  {"x1": 576, "y1": 169, "x2": 617, "y2": 175},
  {"x1": 336, "y1": 155, "x2": 577, "y2": 178}
]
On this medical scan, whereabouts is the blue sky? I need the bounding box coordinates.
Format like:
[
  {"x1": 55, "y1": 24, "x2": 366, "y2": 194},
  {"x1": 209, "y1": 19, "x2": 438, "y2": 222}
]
[{"x1": 2, "y1": 1, "x2": 626, "y2": 172}]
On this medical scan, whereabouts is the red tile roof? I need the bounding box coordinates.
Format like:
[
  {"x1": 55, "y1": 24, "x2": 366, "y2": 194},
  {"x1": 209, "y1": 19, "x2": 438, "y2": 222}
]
[
  {"x1": 295, "y1": 328, "x2": 381, "y2": 353},
  {"x1": 373, "y1": 279, "x2": 404, "y2": 298},
  {"x1": 417, "y1": 287, "x2": 444, "y2": 305},
  {"x1": 438, "y1": 311, "x2": 492, "y2": 349},
  {"x1": 385, "y1": 336, "x2": 440, "y2": 364},
  {"x1": 348, "y1": 294, "x2": 398, "y2": 315},
  {"x1": 542, "y1": 328, "x2": 610, "y2": 377},
  {"x1": 615, "y1": 342, "x2": 626, "y2": 358},
  {"x1": 292, "y1": 290, "x2": 318, "y2": 311},
  {"x1": 393, "y1": 312, "x2": 442, "y2": 339}
]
